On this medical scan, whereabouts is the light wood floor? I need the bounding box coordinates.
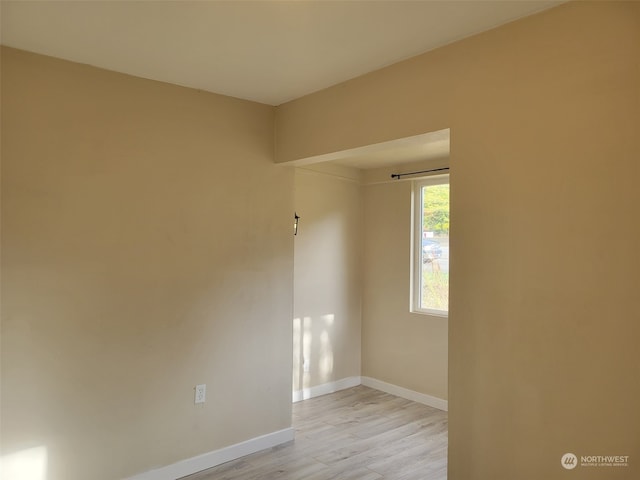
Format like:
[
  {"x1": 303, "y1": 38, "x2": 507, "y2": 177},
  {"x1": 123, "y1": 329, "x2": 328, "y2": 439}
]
[{"x1": 184, "y1": 385, "x2": 448, "y2": 480}]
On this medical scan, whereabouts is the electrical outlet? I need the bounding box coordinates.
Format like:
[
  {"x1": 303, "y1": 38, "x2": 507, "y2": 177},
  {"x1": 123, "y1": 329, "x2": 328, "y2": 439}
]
[
  {"x1": 303, "y1": 357, "x2": 310, "y2": 373},
  {"x1": 195, "y1": 384, "x2": 206, "y2": 404}
]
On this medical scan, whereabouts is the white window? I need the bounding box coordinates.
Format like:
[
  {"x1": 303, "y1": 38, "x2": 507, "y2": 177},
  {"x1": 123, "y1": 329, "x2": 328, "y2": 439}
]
[{"x1": 412, "y1": 176, "x2": 449, "y2": 316}]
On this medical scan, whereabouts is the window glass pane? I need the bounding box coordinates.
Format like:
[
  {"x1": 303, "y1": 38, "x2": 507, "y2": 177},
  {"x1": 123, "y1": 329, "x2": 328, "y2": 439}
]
[{"x1": 420, "y1": 183, "x2": 449, "y2": 312}]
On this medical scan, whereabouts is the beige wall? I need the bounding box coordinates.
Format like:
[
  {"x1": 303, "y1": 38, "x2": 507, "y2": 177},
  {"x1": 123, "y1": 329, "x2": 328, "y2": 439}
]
[
  {"x1": 293, "y1": 164, "x2": 362, "y2": 394},
  {"x1": 3, "y1": 1, "x2": 640, "y2": 478},
  {"x1": 277, "y1": 2, "x2": 640, "y2": 479},
  {"x1": 292, "y1": 158, "x2": 448, "y2": 401},
  {"x1": 1, "y1": 47, "x2": 293, "y2": 480},
  {"x1": 362, "y1": 178, "x2": 448, "y2": 400}
]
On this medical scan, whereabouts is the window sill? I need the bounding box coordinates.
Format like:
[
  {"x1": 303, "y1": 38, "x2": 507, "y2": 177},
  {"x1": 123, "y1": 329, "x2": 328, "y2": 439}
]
[{"x1": 411, "y1": 308, "x2": 448, "y2": 318}]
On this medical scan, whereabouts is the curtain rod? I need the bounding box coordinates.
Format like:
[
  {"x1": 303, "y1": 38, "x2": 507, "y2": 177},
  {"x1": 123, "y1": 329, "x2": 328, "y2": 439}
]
[{"x1": 390, "y1": 167, "x2": 449, "y2": 179}]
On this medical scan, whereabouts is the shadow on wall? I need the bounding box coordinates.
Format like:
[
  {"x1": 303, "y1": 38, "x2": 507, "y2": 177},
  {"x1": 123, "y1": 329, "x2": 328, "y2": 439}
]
[
  {"x1": 1, "y1": 445, "x2": 48, "y2": 480},
  {"x1": 292, "y1": 314, "x2": 335, "y2": 400}
]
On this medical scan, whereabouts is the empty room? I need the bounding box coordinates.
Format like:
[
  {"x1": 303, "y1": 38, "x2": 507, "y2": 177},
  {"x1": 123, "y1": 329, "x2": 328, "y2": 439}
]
[{"x1": 1, "y1": 1, "x2": 638, "y2": 480}]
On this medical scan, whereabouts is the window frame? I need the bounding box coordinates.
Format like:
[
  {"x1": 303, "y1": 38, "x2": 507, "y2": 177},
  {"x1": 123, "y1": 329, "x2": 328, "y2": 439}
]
[{"x1": 411, "y1": 174, "x2": 450, "y2": 317}]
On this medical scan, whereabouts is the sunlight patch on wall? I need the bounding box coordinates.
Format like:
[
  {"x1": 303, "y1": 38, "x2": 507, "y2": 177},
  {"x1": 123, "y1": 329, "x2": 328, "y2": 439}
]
[
  {"x1": 302, "y1": 316, "x2": 312, "y2": 389},
  {"x1": 292, "y1": 316, "x2": 313, "y2": 394},
  {"x1": 292, "y1": 316, "x2": 302, "y2": 392},
  {"x1": 319, "y1": 329, "x2": 334, "y2": 382},
  {"x1": 0, "y1": 446, "x2": 48, "y2": 480},
  {"x1": 292, "y1": 314, "x2": 336, "y2": 398},
  {"x1": 321, "y1": 313, "x2": 335, "y2": 326}
]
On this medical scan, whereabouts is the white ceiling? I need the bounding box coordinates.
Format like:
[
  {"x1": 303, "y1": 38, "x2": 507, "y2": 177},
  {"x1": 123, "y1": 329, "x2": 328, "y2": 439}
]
[{"x1": 1, "y1": 0, "x2": 564, "y2": 106}]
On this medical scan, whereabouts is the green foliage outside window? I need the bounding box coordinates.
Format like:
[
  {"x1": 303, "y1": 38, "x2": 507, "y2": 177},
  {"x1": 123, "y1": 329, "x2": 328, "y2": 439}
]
[{"x1": 423, "y1": 184, "x2": 449, "y2": 235}]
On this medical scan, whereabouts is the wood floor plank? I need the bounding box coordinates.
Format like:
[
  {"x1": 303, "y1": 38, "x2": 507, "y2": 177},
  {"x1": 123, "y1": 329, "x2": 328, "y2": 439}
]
[{"x1": 182, "y1": 386, "x2": 447, "y2": 480}]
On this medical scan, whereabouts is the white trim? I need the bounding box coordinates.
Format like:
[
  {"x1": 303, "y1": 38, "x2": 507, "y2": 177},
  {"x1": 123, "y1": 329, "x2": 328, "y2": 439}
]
[
  {"x1": 412, "y1": 308, "x2": 449, "y2": 319},
  {"x1": 293, "y1": 376, "x2": 448, "y2": 412},
  {"x1": 411, "y1": 175, "x2": 450, "y2": 316},
  {"x1": 123, "y1": 428, "x2": 294, "y2": 480},
  {"x1": 361, "y1": 377, "x2": 448, "y2": 412},
  {"x1": 292, "y1": 376, "x2": 361, "y2": 403}
]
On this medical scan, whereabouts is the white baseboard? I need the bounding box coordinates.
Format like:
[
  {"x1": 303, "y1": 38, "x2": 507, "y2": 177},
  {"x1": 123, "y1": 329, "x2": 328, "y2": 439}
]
[
  {"x1": 292, "y1": 376, "x2": 361, "y2": 402},
  {"x1": 126, "y1": 377, "x2": 444, "y2": 479},
  {"x1": 292, "y1": 376, "x2": 447, "y2": 412},
  {"x1": 124, "y1": 427, "x2": 294, "y2": 480},
  {"x1": 361, "y1": 376, "x2": 448, "y2": 412}
]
